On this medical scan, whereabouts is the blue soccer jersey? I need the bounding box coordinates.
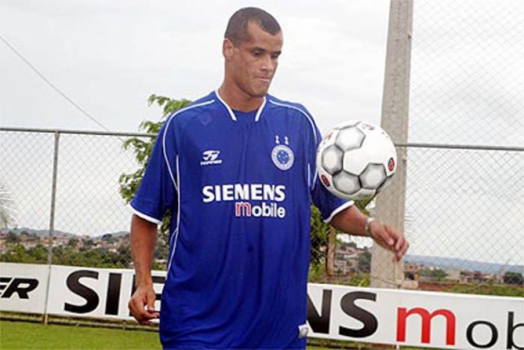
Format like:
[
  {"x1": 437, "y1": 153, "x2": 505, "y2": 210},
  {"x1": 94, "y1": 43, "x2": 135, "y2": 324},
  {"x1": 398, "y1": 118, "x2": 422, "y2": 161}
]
[{"x1": 130, "y1": 91, "x2": 352, "y2": 349}]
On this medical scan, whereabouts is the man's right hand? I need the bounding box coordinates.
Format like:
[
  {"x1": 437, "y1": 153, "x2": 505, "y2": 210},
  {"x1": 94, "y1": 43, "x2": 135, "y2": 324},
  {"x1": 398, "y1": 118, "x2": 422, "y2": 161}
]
[{"x1": 128, "y1": 284, "x2": 160, "y2": 325}]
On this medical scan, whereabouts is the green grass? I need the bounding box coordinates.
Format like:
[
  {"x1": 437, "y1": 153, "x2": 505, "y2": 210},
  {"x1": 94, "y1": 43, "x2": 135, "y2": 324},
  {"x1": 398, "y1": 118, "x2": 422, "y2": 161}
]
[
  {"x1": 0, "y1": 320, "x2": 340, "y2": 350},
  {"x1": 0, "y1": 320, "x2": 161, "y2": 350},
  {"x1": 0, "y1": 320, "x2": 431, "y2": 349}
]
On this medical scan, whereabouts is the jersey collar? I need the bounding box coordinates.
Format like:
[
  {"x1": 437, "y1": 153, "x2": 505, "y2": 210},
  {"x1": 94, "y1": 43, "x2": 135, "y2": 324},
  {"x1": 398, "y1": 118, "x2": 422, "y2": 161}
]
[{"x1": 215, "y1": 90, "x2": 266, "y2": 122}]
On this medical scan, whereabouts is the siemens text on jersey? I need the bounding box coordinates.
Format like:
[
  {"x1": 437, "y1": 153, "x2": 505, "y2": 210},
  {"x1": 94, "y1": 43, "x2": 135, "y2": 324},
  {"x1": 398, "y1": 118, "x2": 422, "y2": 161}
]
[{"x1": 202, "y1": 183, "x2": 287, "y2": 218}]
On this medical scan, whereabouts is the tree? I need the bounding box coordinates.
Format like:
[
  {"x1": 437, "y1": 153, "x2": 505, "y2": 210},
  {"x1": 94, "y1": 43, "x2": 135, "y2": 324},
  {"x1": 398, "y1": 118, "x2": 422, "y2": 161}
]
[
  {"x1": 5, "y1": 232, "x2": 20, "y2": 244},
  {"x1": 420, "y1": 268, "x2": 448, "y2": 281},
  {"x1": 358, "y1": 249, "x2": 372, "y2": 273},
  {"x1": 310, "y1": 206, "x2": 330, "y2": 267},
  {"x1": 68, "y1": 238, "x2": 79, "y2": 249},
  {"x1": 503, "y1": 271, "x2": 524, "y2": 285},
  {"x1": 0, "y1": 182, "x2": 17, "y2": 229}
]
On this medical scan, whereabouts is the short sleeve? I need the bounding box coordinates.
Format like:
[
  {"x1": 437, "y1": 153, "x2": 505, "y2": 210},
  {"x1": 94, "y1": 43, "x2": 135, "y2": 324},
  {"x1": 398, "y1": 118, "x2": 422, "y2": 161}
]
[
  {"x1": 130, "y1": 119, "x2": 177, "y2": 224},
  {"x1": 309, "y1": 120, "x2": 354, "y2": 222}
]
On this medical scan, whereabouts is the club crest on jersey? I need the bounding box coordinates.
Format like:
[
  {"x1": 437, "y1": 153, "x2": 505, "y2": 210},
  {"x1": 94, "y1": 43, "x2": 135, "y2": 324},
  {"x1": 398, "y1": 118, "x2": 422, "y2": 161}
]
[{"x1": 271, "y1": 135, "x2": 294, "y2": 171}]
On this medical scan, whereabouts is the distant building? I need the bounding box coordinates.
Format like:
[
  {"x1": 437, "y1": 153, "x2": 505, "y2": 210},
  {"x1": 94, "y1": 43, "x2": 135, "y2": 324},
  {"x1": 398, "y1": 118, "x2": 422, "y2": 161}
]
[
  {"x1": 404, "y1": 263, "x2": 420, "y2": 281},
  {"x1": 445, "y1": 269, "x2": 483, "y2": 284},
  {"x1": 333, "y1": 245, "x2": 359, "y2": 275}
]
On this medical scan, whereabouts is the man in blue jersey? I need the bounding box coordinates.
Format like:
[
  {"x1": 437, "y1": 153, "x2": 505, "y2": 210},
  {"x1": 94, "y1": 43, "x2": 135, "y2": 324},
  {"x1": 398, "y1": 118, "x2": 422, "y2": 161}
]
[{"x1": 128, "y1": 7, "x2": 409, "y2": 349}]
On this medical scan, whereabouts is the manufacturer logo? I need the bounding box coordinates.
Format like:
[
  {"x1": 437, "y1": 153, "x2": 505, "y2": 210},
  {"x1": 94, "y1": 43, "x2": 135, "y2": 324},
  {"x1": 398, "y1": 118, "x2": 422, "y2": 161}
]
[{"x1": 201, "y1": 150, "x2": 223, "y2": 166}]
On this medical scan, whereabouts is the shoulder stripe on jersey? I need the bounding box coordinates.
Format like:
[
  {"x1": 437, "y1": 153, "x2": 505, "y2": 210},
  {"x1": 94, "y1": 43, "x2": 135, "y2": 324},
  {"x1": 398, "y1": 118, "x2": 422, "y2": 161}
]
[
  {"x1": 324, "y1": 201, "x2": 354, "y2": 223},
  {"x1": 167, "y1": 155, "x2": 181, "y2": 275},
  {"x1": 162, "y1": 99, "x2": 215, "y2": 191},
  {"x1": 268, "y1": 99, "x2": 318, "y2": 145},
  {"x1": 268, "y1": 99, "x2": 320, "y2": 188},
  {"x1": 129, "y1": 204, "x2": 162, "y2": 225}
]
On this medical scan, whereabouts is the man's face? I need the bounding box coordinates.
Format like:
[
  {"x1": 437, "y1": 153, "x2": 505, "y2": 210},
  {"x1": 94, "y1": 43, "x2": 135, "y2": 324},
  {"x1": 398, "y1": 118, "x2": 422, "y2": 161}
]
[{"x1": 226, "y1": 21, "x2": 283, "y2": 99}]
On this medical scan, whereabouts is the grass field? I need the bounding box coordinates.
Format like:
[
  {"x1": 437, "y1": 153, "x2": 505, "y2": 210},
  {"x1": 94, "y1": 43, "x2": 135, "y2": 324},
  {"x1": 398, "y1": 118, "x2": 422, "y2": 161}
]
[
  {"x1": 0, "y1": 320, "x2": 338, "y2": 350},
  {"x1": 1, "y1": 320, "x2": 161, "y2": 349}
]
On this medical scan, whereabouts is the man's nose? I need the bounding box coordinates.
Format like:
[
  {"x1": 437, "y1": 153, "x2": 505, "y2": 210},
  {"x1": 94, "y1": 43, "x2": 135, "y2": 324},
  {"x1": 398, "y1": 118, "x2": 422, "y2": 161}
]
[{"x1": 261, "y1": 55, "x2": 276, "y2": 72}]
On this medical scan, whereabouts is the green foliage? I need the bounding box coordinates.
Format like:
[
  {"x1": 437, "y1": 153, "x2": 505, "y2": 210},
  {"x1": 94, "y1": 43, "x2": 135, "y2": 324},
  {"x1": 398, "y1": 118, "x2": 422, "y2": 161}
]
[
  {"x1": 346, "y1": 273, "x2": 371, "y2": 287},
  {"x1": 310, "y1": 206, "x2": 329, "y2": 267},
  {"x1": 357, "y1": 249, "x2": 371, "y2": 273},
  {"x1": 6, "y1": 231, "x2": 20, "y2": 244},
  {"x1": 0, "y1": 243, "x2": 132, "y2": 269},
  {"x1": 309, "y1": 197, "x2": 372, "y2": 270},
  {"x1": 67, "y1": 238, "x2": 79, "y2": 248},
  {"x1": 450, "y1": 281, "x2": 524, "y2": 298},
  {"x1": 308, "y1": 263, "x2": 326, "y2": 283},
  {"x1": 503, "y1": 271, "x2": 524, "y2": 285},
  {"x1": 420, "y1": 268, "x2": 448, "y2": 281}
]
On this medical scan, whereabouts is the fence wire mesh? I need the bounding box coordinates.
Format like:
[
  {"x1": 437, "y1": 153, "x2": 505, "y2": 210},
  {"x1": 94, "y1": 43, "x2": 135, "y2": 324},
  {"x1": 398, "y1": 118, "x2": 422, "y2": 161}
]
[
  {"x1": 403, "y1": 0, "x2": 524, "y2": 292},
  {"x1": 0, "y1": 129, "x2": 148, "y2": 267},
  {"x1": 409, "y1": 0, "x2": 524, "y2": 147}
]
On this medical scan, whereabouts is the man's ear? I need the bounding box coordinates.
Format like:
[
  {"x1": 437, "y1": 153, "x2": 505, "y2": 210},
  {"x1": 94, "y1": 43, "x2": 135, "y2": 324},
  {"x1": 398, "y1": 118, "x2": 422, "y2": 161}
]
[{"x1": 223, "y1": 39, "x2": 235, "y2": 60}]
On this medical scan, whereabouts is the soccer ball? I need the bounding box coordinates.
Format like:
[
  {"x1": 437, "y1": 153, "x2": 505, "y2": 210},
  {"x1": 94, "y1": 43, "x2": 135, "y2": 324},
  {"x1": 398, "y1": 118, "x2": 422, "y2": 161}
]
[{"x1": 316, "y1": 120, "x2": 397, "y2": 201}]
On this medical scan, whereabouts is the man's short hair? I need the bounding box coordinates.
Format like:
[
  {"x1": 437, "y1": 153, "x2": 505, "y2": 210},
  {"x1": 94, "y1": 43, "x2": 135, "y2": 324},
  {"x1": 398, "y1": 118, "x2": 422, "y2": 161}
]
[{"x1": 225, "y1": 7, "x2": 281, "y2": 46}]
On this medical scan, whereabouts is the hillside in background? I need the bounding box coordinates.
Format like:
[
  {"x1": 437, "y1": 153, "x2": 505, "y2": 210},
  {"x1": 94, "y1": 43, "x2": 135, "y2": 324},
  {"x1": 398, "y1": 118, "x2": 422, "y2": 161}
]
[
  {"x1": 405, "y1": 254, "x2": 524, "y2": 274},
  {"x1": 2, "y1": 228, "x2": 523, "y2": 275}
]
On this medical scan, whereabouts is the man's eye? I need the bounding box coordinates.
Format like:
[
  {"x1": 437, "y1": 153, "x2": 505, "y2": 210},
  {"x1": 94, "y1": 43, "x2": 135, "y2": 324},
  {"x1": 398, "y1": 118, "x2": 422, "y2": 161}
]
[
  {"x1": 253, "y1": 50, "x2": 263, "y2": 57},
  {"x1": 271, "y1": 53, "x2": 281, "y2": 60}
]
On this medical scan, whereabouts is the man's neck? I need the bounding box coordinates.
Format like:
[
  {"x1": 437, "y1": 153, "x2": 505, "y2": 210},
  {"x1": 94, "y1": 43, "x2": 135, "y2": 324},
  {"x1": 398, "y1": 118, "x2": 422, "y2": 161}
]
[{"x1": 217, "y1": 85, "x2": 265, "y2": 112}]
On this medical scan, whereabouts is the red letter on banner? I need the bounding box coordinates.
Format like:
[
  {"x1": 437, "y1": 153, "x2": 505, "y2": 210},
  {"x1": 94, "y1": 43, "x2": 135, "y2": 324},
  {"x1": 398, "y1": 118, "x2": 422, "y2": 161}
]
[{"x1": 396, "y1": 307, "x2": 456, "y2": 346}]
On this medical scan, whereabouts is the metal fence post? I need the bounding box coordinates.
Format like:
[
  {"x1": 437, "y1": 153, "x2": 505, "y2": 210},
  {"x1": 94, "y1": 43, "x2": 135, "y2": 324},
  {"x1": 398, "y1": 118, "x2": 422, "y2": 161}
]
[
  {"x1": 371, "y1": 0, "x2": 413, "y2": 289},
  {"x1": 43, "y1": 130, "x2": 60, "y2": 325}
]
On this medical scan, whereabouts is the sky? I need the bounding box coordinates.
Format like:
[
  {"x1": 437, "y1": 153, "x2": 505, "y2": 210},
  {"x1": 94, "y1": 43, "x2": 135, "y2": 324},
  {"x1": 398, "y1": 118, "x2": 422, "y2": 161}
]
[
  {"x1": 1, "y1": 0, "x2": 523, "y2": 266},
  {"x1": 0, "y1": 0, "x2": 390, "y2": 134}
]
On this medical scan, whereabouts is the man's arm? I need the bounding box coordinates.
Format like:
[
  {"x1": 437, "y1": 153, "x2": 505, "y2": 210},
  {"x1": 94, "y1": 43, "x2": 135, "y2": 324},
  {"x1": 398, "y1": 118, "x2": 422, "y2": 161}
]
[
  {"x1": 128, "y1": 214, "x2": 160, "y2": 324},
  {"x1": 329, "y1": 205, "x2": 409, "y2": 261}
]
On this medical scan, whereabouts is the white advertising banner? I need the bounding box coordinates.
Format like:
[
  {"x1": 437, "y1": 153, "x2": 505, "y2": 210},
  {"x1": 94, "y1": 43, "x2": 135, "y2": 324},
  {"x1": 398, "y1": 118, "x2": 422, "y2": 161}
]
[
  {"x1": 307, "y1": 283, "x2": 524, "y2": 350},
  {"x1": 0, "y1": 262, "x2": 49, "y2": 314},
  {"x1": 1, "y1": 263, "x2": 523, "y2": 349},
  {"x1": 45, "y1": 265, "x2": 166, "y2": 321}
]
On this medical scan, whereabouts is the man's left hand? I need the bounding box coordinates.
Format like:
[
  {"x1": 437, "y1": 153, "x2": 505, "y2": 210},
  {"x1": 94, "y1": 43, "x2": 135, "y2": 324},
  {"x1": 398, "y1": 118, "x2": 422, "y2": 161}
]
[{"x1": 368, "y1": 221, "x2": 409, "y2": 262}]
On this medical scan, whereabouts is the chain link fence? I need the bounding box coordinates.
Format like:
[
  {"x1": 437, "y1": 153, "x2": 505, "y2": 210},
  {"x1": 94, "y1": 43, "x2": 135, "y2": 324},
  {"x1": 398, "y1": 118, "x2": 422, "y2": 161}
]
[
  {"x1": 1, "y1": 125, "x2": 522, "y2": 295},
  {"x1": 405, "y1": 0, "x2": 523, "y2": 293},
  {"x1": 0, "y1": 129, "x2": 149, "y2": 266}
]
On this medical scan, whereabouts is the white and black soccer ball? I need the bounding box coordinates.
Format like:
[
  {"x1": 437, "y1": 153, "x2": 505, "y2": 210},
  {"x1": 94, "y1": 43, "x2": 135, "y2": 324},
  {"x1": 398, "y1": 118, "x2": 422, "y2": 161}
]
[{"x1": 316, "y1": 120, "x2": 397, "y2": 201}]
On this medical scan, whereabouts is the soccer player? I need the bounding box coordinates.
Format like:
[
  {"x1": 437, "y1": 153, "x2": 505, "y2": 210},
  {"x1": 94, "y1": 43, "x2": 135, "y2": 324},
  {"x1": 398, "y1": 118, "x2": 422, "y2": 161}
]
[{"x1": 128, "y1": 7, "x2": 409, "y2": 350}]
